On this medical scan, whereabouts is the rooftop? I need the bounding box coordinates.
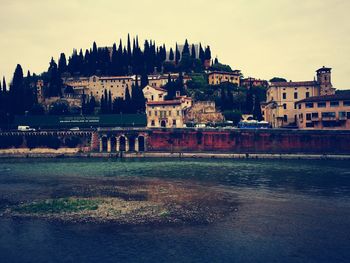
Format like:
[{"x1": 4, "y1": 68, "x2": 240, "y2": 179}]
[
  {"x1": 147, "y1": 100, "x2": 182, "y2": 106},
  {"x1": 296, "y1": 93, "x2": 350, "y2": 104},
  {"x1": 270, "y1": 81, "x2": 317, "y2": 87},
  {"x1": 208, "y1": 70, "x2": 241, "y2": 76}
]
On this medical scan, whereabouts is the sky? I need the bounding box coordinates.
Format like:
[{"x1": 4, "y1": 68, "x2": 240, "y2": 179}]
[{"x1": 1, "y1": 0, "x2": 349, "y2": 89}]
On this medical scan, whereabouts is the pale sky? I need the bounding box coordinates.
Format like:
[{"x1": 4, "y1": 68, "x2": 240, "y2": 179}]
[{"x1": 1, "y1": 0, "x2": 349, "y2": 89}]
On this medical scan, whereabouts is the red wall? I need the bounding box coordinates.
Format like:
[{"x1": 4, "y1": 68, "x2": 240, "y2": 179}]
[{"x1": 146, "y1": 129, "x2": 350, "y2": 154}]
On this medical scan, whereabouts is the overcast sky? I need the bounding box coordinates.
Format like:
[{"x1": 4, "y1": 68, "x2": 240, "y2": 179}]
[{"x1": 1, "y1": 0, "x2": 349, "y2": 89}]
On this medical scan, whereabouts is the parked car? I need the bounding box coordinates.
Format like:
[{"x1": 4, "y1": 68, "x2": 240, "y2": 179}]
[
  {"x1": 17, "y1": 126, "x2": 36, "y2": 132},
  {"x1": 69, "y1": 127, "x2": 80, "y2": 131}
]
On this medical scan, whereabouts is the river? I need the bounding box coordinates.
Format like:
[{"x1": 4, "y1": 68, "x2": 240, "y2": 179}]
[{"x1": 0, "y1": 158, "x2": 349, "y2": 263}]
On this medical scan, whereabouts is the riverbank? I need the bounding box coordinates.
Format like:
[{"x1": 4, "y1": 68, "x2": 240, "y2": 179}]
[
  {"x1": 0, "y1": 177, "x2": 237, "y2": 225},
  {"x1": 1, "y1": 148, "x2": 350, "y2": 160}
]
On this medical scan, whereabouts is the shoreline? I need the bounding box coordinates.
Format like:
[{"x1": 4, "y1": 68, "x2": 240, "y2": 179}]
[{"x1": 0, "y1": 148, "x2": 350, "y2": 160}]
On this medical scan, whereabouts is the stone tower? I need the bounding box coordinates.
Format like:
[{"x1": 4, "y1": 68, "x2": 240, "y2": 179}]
[{"x1": 316, "y1": 66, "x2": 335, "y2": 95}]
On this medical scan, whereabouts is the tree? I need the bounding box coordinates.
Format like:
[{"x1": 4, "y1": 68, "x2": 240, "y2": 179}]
[
  {"x1": 169, "y1": 48, "x2": 174, "y2": 61},
  {"x1": 47, "y1": 58, "x2": 62, "y2": 97},
  {"x1": 253, "y1": 95, "x2": 263, "y2": 121},
  {"x1": 270, "y1": 77, "x2": 287, "y2": 82},
  {"x1": 49, "y1": 101, "x2": 70, "y2": 115},
  {"x1": 58, "y1": 53, "x2": 67, "y2": 74},
  {"x1": 182, "y1": 39, "x2": 190, "y2": 56},
  {"x1": 175, "y1": 43, "x2": 180, "y2": 64},
  {"x1": 223, "y1": 110, "x2": 242, "y2": 126},
  {"x1": 205, "y1": 46, "x2": 211, "y2": 60},
  {"x1": 199, "y1": 43, "x2": 205, "y2": 63},
  {"x1": 10, "y1": 64, "x2": 25, "y2": 115},
  {"x1": 141, "y1": 72, "x2": 149, "y2": 88},
  {"x1": 29, "y1": 104, "x2": 45, "y2": 115},
  {"x1": 2, "y1": 77, "x2": 6, "y2": 92},
  {"x1": 191, "y1": 44, "x2": 196, "y2": 59}
]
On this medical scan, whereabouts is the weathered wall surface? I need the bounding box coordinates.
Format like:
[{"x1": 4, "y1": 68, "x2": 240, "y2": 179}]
[{"x1": 146, "y1": 129, "x2": 350, "y2": 154}]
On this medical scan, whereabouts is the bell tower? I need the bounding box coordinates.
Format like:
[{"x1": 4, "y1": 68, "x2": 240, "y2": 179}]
[{"x1": 316, "y1": 66, "x2": 335, "y2": 95}]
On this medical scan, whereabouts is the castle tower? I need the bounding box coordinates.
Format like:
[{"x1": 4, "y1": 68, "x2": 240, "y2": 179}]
[{"x1": 316, "y1": 66, "x2": 335, "y2": 95}]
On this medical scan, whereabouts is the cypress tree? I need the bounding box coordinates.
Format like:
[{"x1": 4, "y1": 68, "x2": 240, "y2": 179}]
[
  {"x1": 199, "y1": 43, "x2": 205, "y2": 63},
  {"x1": 214, "y1": 57, "x2": 219, "y2": 64},
  {"x1": 58, "y1": 53, "x2": 67, "y2": 74},
  {"x1": 100, "y1": 94, "x2": 105, "y2": 114},
  {"x1": 10, "y1": 64, "x2": 25, "y2": 115},
  {"x1": 205, "y1": 46, "x2": 212, "y2": 60},
  {"x1": 182, "y1": 39, "x2": 190, "y2": 56},
  {"x1": 141, "y1": 72, "x2": 149, "y2": 88},
  {"x1": 2, "y1": 77, "x2": 6, "y2": 92},
  {"x1": 169, "y1": 48, "x2": 174, "y2": 61},
  {"x1": 175, "y1": 43, "x2": 180, "y2": 64},
  {"x1": 108, "y1": 90, "x2": 112, "y2": 113},
  {"x1": 124, "y1": 86, "x2": 131, "y2": 113},
  {"x1": 191, "y1": 44, "x2": 196, "y2": 59}
]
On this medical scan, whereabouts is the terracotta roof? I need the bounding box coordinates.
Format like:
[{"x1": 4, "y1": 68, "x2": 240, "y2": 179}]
[
  {"x1": 208, "y1": 71, "x2": 240, "y2": 76},
  {"x1": 144, "y1": 85, "x2": 167, "y2": 92},
  {"x1": 147, "y1": 100, "x2": 182, "y2": 106},
  {"x1": 100, "y1": 76, "x2": 133, "y2": 80},
  {"x1": 270, "y1": 81, "x2": 317, "y2": 87},
  {"x1": 296, "y1": 93, "x2": 350, "y2": 104}
]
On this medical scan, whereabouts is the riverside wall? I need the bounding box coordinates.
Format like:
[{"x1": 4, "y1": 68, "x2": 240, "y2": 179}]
[
  {"x1": 1, "y1": 129, "x2": 350, "y2": 155},
  {"x1": 145, "y1": 129, "x2": 350, "y2": 154}
]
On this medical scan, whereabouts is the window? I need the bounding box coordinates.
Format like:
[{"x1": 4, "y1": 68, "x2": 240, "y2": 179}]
[
  {"x1": 283, "y1": 93, "x2": 286, "y2": 100},
  {"x1": 322, "y1": 112, "x2": 336, "y2": 118},
  {"x1": 148, "y1": 111, "x2": 152, "y2": 116},
  {"x1": 306, "y1": 113, "x2": 311, "y2": 121},
  {"x1": 172, "y1": 120, "x2": 176, "y2": 126},
  {"x1": 339, "y1": 112, "x2": 346, "y2": 119},
  {"x1": 330, "y1": 101, "x2": 339, "y2": 107},
  {"x1": 318, "y1": 102, "x2": 326, "y2": 108},
  {"x1": 347, "y1": 112, "x2": 350, "y2": 119},
  {"x1": 283, "y1": 104, "x2": 287, "y2": 110},
  {"x1": 168, "y1": 111, "x2": 172, "y2": 116},
  {"x1": 155, "y1": 111, "x2": 158, "y2": 116},
  {"x1": 298, "y1": 104, "x2": 301, "y2": 109},
  {"x1": 177, "y1": 110, "x2": 180, "y2": 116},
  {"x1": 312, "y1": 112, "x2": 319, "y2": 119},
  {"x1": 283, "y1": 115, "x2": 288, "y2": 122},
  {"x1": 305, "y1": 103, "x2": 314, "y2": 108},
  {"x1": 151, "y1": 120, "x2": 155, "y2": 126},
  {"x1": 294, "y1": 92, "x2": 298, "y2": 99},
  {"x1": 306, "y1": 122, "x2": 314, "y2": 128},
  {"x1": 294, "y1": 104, "x2": 297, "y2": 109},
  {"x1": 306, "y1": 92, "x2": 310, "y2": 98},
  {"x1": 343, "y1": 101, "x2": 350, "y2": 107}
]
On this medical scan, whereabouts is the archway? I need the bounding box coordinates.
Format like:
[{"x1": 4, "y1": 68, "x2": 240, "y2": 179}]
[
  {"x1": 101, "y1": 137, "x2": 108, "y2": 152},
  {"x1": 129, "y1": 136, "x2": 135, "y2": 152},
  {"x1": 110, "y1": 137, "x2": 116, "y2": 152},
  {"x1": 161, "y1": 120, "x2": 166, "y2": 128},
  {"x1": 138, "y1": 136, "x2": 145, "y2": 152},
  {"x1": 119, "y1": 136, "x2": 126, "y2": 151}
]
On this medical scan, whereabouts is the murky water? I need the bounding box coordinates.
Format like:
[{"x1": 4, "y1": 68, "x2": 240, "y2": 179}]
[{"x1": 0, "y1": 158, "x2": 349, "y2": 262}]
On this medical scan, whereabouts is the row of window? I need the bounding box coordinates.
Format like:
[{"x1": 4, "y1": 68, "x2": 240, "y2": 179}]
[
  {"x1": 302, "y1": 101, "x2": 350, "y2": 109},
  {"x1": 282, "y1": 92, "x2": 310, "y2": 100},
  {"x1": 148, "y1": 110, "x2": 181, "y2": 117},
  {"x1": 150, "y1": 119, "x2": 177, "y2": 126},
  {"x1": 299, "y1": 111, "x2": 350, "y2": 120},
  {"x1": 100, "y1": 79, "x2": 128, "y2": 84}
]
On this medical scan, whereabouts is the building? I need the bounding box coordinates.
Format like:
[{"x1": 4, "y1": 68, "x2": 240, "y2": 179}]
[
  {"x1": 185, "y1": 101, "x2": 224, "y2": 124},
  {"x1": 295, "y1": 94, "x2": 350, "y2": 129},
  {"x1": 147, "y1": 73, "x2": 191, "y2": 89},
  {"x1": 208, "y1": 71, "x2": 240, "y2": 86},
  {"x1": 262, "y1": 66, "x2": 336, "y2": 128},
  {"x1": 240, "y1": 78, "x2": 268, "y2": 88},
  {"x1": 63, "y1": 75, "x2": 139, "y2": 101},
  {"x1": 146, "y1": 96, "x2": 192, "y2": 128},
  {"x1": 142, "y1": 85, "x2": 168, "y2": 102}
]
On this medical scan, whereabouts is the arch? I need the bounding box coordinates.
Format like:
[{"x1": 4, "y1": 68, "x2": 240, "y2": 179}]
[
  {"x1": 101, "y1": 136, "x2": 108, "y2": 152},
  {"x1": 161, "y1": 120, "x2": 166, "y2": 128},
  {"x1": 119, "y1": 136, "x2": 126, "y2": 152},
  {"x1": 138, "y1": 136, "x2": 145, "y2": 152},
  {"x1": 110, "y1": 137, "x2": 117, "y2": 152},
  {"x1": 128, "y1": 136, "x2": 136, "y2": 152}
]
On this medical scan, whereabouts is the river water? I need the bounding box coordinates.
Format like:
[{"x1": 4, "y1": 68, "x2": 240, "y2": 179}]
[{"x1": 0, "y1": 158, "x2": 349, "y2": 263}]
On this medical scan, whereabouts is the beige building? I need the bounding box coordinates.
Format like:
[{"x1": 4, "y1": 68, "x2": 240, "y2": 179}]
[
  {"x1": 63, "y1": 75, "x2": 139, "y2": 101},
  {"x1": 142, "y1": 85, "x2": 168, "y2": 102},
  {"x1": 148, "y1": 73, "x2": 191, "y2": 89},
  {"x1": 295, "y1": 94, "x2": 350, "y2": 129},
  {"x1": 208, "y1": 71, "x2": 240, "y2": 86},
  {"x1": 262, "y1": 66, "x2": 336, "y2": 128},
  {"x1": 185, "y1": 101, "x2": 224, "y2": 124},
  {"x1": 146, "y1": 96, "x2": 193, "y2": 128}
]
